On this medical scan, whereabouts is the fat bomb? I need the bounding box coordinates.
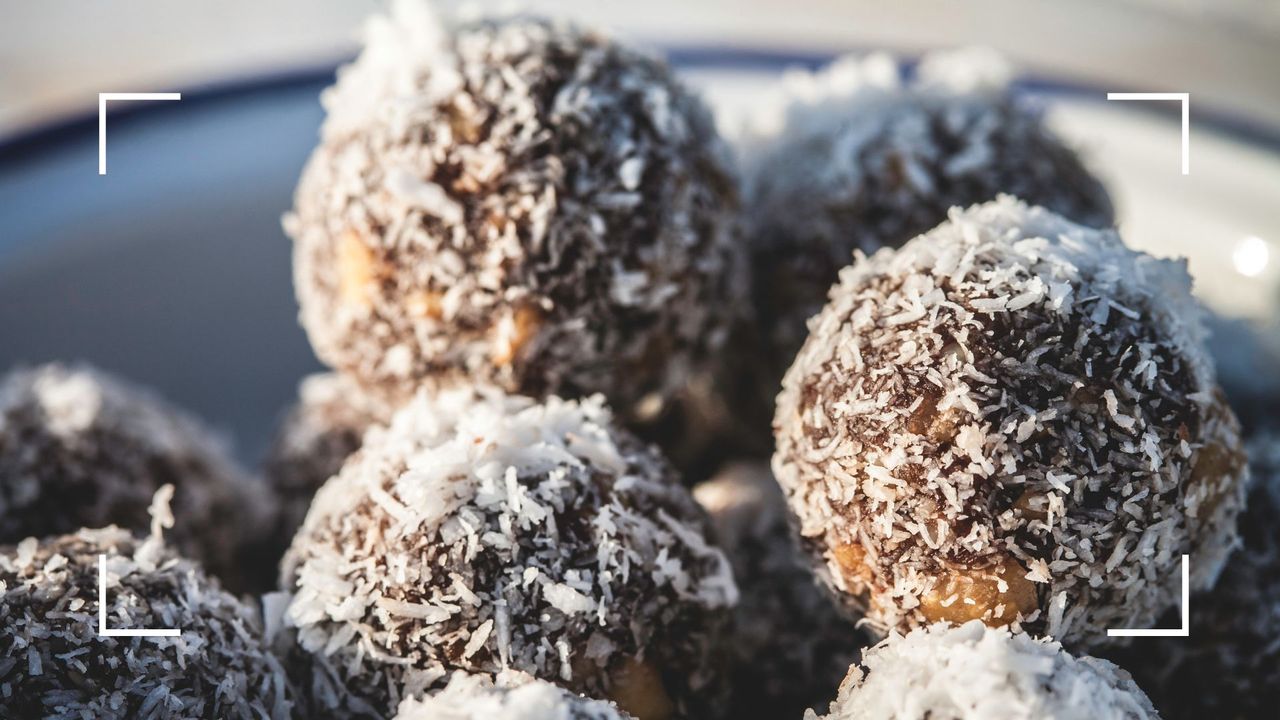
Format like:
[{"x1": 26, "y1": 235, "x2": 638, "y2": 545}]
[
  {"x1": 1107, "y1": 433, "x2": 1280, "y2": 720},
  {"x1": 773, "y1": 198, "x2": 1246, "y2": 649},
  {"x1": 694, "y1": 463, "x2": 865, "y2": 718},
  {"x1": 810, "y1": 621, "x2": 1159, "y2": 720},
  {"x1": 287, "y1": 0, "x2": 744, "y2": 421},
  {"x1": 0, "y1": 363, "x2": 272, "y2": 592},
  {"x1": 0, "y1": 519, "x2": 293, "y2": 719},
  {"x1": 392, "y1": 671, "x2": 634, "y2": 720},
  {"x1": 741, "y1": 50, "x2": 1114, "y2": 421},
  {"x1": 280, "y1": 386, "x2": 737, "y2": 719}
]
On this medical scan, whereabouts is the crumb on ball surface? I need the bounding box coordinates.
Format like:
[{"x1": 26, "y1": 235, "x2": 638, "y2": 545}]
[
  {"x1": 772, "y1": 197, "x2": 1246, "y2": 650},
  {"x1": 280, "y1": 386, "x2": 737, "y2": 719},
  {"x1": 0, "y1": 523, "x2": 294, "y2": 719},
  {"x1": 809, "y1": 621, "x2": 1159, "y2": 720},
  {"x1": 286, "y1": 0, "x2": 745, "y2": 421},
  {"x1": 0, "y1": 363, "x2": 274, "y2": 593},
  {"x1": 694, "y1": 462, "x2": 867, "y2": 718},
  {"x1": 737, "y1": 49, "x2": 1114, "y2": 423},
  {"x1": 393, "y1": 671, "x2": 635, "y2": 720}
]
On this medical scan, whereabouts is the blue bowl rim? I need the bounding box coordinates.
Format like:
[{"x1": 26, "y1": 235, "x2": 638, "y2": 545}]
[{"x1": 2, "y1": 44, "x2": 1278, "y2": 164}]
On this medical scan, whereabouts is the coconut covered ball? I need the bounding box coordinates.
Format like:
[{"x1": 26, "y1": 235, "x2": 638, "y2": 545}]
[
  {"x1": 694, "y1": 463, "x2": 865, "y2": 717},
  {"x1": 1106, "y1": 432, "x2": 1280, "y2": 720},
  {"x1": 264, "y1": 372, "x2": 401, "y2": 544},
  {"x1": 773, "y1": 198, "x2": 1246, "y2": 649},
  {"x1": 280, "y1": 387, "x2": 737, "y2": 719},
  {"x1": 0, "y1": 363, "x2": 273, "y2": 592},
  {"x1": 810, "y1": 621, "x2": 1159, "y2": 720},
  {"x1": 741, "y1": 50, "x2": 1113, "y2": 411},
  {"x1": 0, "y1": 521, "x2": 294, "y2": 719},
  {"x1": 392, "y1": 671, "x2": 634, "y2": 720},
  {"x1": 287, "y1": 0, "x2": 744, "y2": 421}
]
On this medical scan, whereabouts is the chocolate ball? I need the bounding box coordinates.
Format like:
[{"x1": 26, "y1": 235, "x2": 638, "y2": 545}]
[
  {"x1": 773, "y1": 198, "x2": 1245, "y2": 650},
  {"x1": 0, "y1": 363, "x2": 273, "y2": 592},
  {"x1": 694, "y1": 463, "x2": 866, "y2": 717},
  {"x1": 741, "y1": 50, "x2": 1114, "y2": 422},
  {"x1": 0, "y1": 525, "x2": 294, "y2": 719},
  {"x1": 286, "y1": 5, "x2": 744, "y2": 422},
  {"x1": 280, "y1": 387, "x2": 736, "y2": 719},
  {"x1": 811, "y1": 621, "x2": 1159, "y2": 719}
]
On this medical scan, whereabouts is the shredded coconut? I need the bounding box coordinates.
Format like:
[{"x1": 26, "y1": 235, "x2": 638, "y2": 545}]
[
  {"x1": 392, "y1": 670, "x2": 633, "y2": 720},
  {"x1": 809, "y1": 621, "x2": 1159, "y2": 719}
]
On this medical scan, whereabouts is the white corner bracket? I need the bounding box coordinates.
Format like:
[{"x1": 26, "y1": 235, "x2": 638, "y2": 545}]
[
  {"x1": 97, "y1": 554, "x2": 180, "y2": 637},
  {"x1": 98, "y1": 92, "x2": 181, "y2": 175},
  {"x1": 1107, "y1": 554, "x2": 1190, "y2": 638},
  {"x1": 1106, "y1": 92, "x2": 1190, "y2": 175}
]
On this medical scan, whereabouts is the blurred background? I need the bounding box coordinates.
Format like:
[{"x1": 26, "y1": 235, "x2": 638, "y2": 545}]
[
  {"x1": 4, "y1": 0, "x2": 1280, "y2": 136},
  {"x1": 1, "y1": 0, "x2": 1277, "y2": 459}
]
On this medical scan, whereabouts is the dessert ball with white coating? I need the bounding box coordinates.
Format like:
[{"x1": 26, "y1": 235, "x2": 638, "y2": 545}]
[
  {"x1": 287, "y1": 0, "x2": 744, "y2": 421},
  {"x1": 0, "y1": 523, "x2": 294, "y2": 719},
  {"x1": 773, "y1": 198, "x2": 1246, "y2": 649},
  {"x1": 392, "y1": 671, "x2": 635, "y2": 720},
  {"x1": 694, "y1": 462, "x2": 865, "y2": 718},
  {"x1": 741, "y1": 50, "x2": 1114, "y2": 408},
  {"x1": 1107, "y1": 432, "x2": 1280, "y2": 720},
  {"x1": 0, "y1": 363, "x2": 273, "y2": 592},
  {"x1": 280, "y1": 387, "x2": 737, "y2": 719},
  {"x1": 809, "y1": 621, "x2": 1160, "y2": 720}
]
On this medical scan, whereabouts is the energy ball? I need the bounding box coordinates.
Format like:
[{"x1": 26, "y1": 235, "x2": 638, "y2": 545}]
[
  {"x1": 392, "y1": 671, "x2": 634, "y2": 720},
  {"x1": 1107, "y1": 433, "x2": 1280, "y2": 720},
  {"x1": 773, "y1": 198, "x2": 1246, "y2": 649},
  {"x1": 694, "y1": 463, "x2": 865, "y2": 718},
  {"x1": 0, "y1": 523, "x2": 293, "y2": 719},
  {"x1": 809, "y1": 621, "x2": 1159, "y2": 720},
  {"x1": 287, "y1": 0, "x2": 744, "y2": 420},
  {"x1": 0, "y1": 363, "x2": 273, "y2": 592},
  {"x1": 742, "y1": 49, "x2": 1113, "y2": 410},
  {"x1": 280, "y1": 387, "x2": 737, "y2": 719},
  {"x1": 264, "y1": 372, "x2": 400, "y2": 543}
]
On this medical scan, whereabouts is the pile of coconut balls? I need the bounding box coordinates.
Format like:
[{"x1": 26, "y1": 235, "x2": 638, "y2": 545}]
[{"x1": 4, "y1": 2, "x2": 1278, "y2": 719}]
